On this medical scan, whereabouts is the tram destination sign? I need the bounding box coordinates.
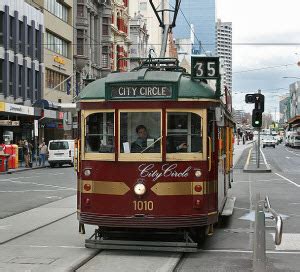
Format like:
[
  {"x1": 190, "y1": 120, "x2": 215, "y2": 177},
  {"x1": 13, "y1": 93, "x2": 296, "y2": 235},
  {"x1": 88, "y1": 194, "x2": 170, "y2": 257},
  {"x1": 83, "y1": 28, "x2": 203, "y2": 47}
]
[{"x1": 109, "y1": 84, "x2": 173, "y2": 100}]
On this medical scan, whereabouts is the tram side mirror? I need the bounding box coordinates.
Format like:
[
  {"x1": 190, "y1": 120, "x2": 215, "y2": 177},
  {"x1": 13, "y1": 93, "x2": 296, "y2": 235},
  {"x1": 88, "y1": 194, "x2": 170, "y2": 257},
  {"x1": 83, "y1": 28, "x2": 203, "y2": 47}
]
[{"x1": 215, "y1": 107, "x2": 225, "y2": 126}]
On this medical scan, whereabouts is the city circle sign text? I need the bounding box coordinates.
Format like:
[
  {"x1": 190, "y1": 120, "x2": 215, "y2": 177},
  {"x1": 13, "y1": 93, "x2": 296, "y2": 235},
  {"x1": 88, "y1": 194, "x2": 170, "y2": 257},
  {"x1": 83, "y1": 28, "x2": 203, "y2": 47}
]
[{"x1": 111, "y1": 85, "x2": 172, "y2": 99}]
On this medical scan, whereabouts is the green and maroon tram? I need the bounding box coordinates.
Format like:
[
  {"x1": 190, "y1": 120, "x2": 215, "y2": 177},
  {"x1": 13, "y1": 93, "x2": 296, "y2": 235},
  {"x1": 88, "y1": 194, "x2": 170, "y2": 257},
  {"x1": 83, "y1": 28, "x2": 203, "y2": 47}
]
[{"x1": 75, "y1": 58, "x2": 235, "y2": 251}]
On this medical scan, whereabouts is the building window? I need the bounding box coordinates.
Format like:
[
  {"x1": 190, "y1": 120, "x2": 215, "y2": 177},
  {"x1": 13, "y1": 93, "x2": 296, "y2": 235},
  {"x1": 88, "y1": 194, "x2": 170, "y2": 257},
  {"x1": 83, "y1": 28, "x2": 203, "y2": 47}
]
[
  {"x1": 46, "y1": 0, "x2": 69, "y2": 23},
  {"x1": 102, "y1": 46, "x2": 109, "y2": 68},
  {"x1": 140, "y1": 2, "x2": 147, "y2": 11},
  {"x1": 18, "y1": 65, "x2": 22, "y2": 97},
  {"x1": 9, "y1": 16, "x2": 14, "y2": 50},
  {"x1": 9, "y1": 62, "x2": 14, "y2": 96},
  {"x1": 0, "y1": 12, "x2": 3, "y2": 46},
  {"x1": 0, "y1": 59, "x2": 3, "y2": 94},
  {"x1": 77, "y1": 5, "x2": 85, "y2": 17},
  {"x1": 45, "y1": 68, "x2": 68, "y2": 92},
  {"x1": 77, "y1": 38, "x2": 84, "y2": 55},
  {"x1": 102, "y1": 17, "x2": 109, "y2": 35},
  {"x1": 46, "y1": 32, "x2": 68, "y2": 57}
]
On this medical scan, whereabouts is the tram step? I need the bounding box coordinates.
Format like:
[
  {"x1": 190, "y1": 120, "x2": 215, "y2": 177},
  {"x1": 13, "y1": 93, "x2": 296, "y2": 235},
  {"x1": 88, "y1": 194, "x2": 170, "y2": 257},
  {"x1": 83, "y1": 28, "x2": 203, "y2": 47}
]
[
  {"x1": 85, "y1": 239, "x2": 198, "y2": 252},
  {"x1": 221, "y1": 196, "x2": 236, "y2": 216}
]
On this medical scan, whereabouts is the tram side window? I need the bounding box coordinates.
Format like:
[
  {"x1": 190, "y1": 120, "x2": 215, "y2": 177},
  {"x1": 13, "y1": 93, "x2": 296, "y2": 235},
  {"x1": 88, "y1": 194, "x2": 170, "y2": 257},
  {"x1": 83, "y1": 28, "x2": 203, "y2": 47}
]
[
  {"x1": 167, "y1": 112, "x2": 202, "y2": 153},
  {"x1": 85, "y1": 112, "x2": 114, "y2": 153},
  {"x1": 120, "y1": 112, "x2": 161, "y2": 153}
]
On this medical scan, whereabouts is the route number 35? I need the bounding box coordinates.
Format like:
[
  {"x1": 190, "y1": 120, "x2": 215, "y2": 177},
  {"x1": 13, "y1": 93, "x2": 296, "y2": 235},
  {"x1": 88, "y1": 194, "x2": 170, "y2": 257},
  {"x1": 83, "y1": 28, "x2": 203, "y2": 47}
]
[{"x1": 191, "y1": 57, "x2": 219, "y2": 79}]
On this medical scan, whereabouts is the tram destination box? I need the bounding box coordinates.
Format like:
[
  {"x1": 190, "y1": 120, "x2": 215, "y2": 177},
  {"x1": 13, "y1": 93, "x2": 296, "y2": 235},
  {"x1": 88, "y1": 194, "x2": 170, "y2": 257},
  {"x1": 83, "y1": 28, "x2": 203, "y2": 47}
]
[{"x1": 106, "y1": 83, "x2": 177, "y2": 100}]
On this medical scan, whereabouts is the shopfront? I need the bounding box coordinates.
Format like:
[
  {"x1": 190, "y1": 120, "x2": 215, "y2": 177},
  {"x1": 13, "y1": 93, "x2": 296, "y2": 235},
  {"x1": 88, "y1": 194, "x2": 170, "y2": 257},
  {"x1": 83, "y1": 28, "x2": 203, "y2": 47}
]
[{"x1": 0, "y1": 102, "x2": 36, "y2": 144}]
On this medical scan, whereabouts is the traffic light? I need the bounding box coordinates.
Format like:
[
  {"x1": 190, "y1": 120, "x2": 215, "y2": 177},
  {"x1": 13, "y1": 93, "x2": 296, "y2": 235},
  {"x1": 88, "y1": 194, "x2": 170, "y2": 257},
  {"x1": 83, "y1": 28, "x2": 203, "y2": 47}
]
[
  {"x1": 252, "y1": 109, "x2": 262, "y2": 127},
  {"x1": 245, "y1": 93, "x2": 265, "y2": 112}
]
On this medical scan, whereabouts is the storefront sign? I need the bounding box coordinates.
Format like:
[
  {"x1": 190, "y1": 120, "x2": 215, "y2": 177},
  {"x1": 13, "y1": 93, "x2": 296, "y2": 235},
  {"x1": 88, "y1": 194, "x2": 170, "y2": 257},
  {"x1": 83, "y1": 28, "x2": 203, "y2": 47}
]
[
  {"x1": 0, "y1": 120, "x2": 20, "y2": 126},
  {"x1": 5, "y1": 103, "x2": 34, "y2": 116},
  {"x1": 54, "y1": 56, "x2": 65, "y2": 65},
  {"x1": 110, "y1": 85, "x2": 173, "y2": 99},
  {"x1": 43, "y1": 109, "x2": 57, "y2": 119}
]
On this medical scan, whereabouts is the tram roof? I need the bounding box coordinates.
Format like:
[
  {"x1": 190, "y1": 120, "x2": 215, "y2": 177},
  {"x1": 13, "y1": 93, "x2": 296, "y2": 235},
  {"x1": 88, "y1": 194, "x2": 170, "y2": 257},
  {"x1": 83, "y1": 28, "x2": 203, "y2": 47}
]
[{"x1": 79, "y1": 69, "x2": 216, "y2": 100}]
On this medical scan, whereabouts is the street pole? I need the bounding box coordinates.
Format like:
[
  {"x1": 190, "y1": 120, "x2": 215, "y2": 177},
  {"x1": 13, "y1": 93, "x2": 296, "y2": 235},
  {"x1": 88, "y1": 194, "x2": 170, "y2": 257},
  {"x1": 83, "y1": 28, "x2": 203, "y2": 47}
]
[
  {"x1": 257, "y1": 89, "x2": 261, "y2": 168},
  {"x1": 257, "y1": 128, "x2": 260, "y2": 168}
]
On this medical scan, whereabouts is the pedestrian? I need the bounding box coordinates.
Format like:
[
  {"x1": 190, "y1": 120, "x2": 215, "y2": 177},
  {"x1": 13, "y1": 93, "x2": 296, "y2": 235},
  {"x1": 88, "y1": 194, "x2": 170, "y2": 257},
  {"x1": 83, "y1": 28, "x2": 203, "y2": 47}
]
[
  {"x1": 39, "y1": 141, "x2": 48, "y2": 166},
  {"x1": 23, "y1": 140, "x2": 30, "y2": 167}
]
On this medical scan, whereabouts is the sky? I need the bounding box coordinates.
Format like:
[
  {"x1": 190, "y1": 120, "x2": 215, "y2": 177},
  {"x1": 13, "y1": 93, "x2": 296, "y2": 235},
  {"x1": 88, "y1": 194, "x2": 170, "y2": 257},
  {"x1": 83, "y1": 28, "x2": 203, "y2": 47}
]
[{"x1": 216, "y1": 0, "x2": 300, "y2": 118}]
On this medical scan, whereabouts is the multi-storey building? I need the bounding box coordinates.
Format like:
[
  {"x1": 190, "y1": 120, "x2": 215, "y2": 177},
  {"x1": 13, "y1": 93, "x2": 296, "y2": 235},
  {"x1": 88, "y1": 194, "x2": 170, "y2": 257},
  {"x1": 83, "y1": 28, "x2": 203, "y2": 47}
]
[
  {"x1": 0, "y1": 0, "x2": 44, "y2": 142},
  {"x1": 129, "y1": 0, "x2": 170, "y2": 58},
  {"x1": 0, "y1": 0, "x2": 43, "y2": 105},
  {"x1": 129, "y1": 12, "x2": 149, "y2": 69},
  {"x1": 172, "y1": 0, "x2": 216, "y2": 55},
  {"x1": 111, "y1": 0, "x2": 130, "y2": 71},
  {"x1": 216, "y1": 19, "x2": 232, "y2": 93},
  {"x1": 289, "y1": 81, "x2": 300, "y2": 118},
  {"x1": 75, "y1": 0, "x2": 112, "y2": 81},
  {"x1": 279, "y1": 95, "x2": 290, "y2": 124}
]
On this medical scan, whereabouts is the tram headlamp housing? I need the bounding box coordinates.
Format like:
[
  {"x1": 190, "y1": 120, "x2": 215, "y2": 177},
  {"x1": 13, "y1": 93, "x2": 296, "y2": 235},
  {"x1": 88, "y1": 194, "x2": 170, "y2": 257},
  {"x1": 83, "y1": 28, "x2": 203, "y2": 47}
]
[
  {"x1": 195, "y1": 170, "x2": 202, "y2": 177},
  {"x1": 134, "y1": 183, "x2": 146, "y2": 196},
  {"x1": 84, "y1": 169, "x2": 91, "y2": 177}
]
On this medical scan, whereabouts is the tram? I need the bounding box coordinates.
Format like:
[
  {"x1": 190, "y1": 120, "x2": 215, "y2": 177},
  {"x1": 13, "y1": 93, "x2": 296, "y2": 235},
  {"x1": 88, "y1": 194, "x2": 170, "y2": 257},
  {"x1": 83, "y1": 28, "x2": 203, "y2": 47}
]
[{"x1": 75, "y1": 56, "x2": 235, "y2": 251}]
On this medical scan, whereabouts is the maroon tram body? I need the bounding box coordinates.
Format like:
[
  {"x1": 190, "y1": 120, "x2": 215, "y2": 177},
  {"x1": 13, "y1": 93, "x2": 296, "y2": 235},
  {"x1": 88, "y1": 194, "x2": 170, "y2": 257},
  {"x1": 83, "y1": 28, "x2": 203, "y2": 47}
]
[{"x1": 76, "y1": 66, "x2": 234, "y2": 250}]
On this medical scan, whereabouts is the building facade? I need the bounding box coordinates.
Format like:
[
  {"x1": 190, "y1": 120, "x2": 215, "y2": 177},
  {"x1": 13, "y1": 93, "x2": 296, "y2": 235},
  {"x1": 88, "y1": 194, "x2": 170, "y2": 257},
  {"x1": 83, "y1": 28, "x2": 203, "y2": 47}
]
[
  {"x1": 129, "y1": 12, "x2": 149, "y2": 69},
  {"x1": 216, "y1": 19, "x2": 232, "y2": 93},
  {"x1": 75, "y1": 0, "x2": 112, "y2": 82},
  {"x1": 111, "y1": 0, "x2": 130, "y2": 72},
  {"x1": 0, "y1": 0, "x2": 44, "y2": 143},
  {"x1": 279, "y1": 95, "x2": 290, "y2": 124},
  {"x1": 289, "y1": 81, "x2": 300, "y2": 118},
  {"x1": 0, "y1": 0, "x2": 44, "y2": 105},
  {"x1": 129, "y1": 0, "x2": 170, "y2": 58},
  {"x1": 172, "y1": 0, "x2": 216, "y2": 55}
]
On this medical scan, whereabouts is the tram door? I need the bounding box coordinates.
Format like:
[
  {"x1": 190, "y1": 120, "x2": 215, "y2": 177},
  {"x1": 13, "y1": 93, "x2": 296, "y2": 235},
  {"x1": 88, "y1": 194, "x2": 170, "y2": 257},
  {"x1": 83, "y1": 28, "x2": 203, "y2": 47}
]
[{"x1": 207, "y1": 110, "x2": 218, "y2": 212}]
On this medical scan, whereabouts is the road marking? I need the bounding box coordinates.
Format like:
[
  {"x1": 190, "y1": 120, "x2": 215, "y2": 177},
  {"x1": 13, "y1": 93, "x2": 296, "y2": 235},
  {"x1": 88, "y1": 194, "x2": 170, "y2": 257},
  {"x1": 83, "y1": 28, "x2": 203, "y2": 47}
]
[
  {"x1": 260, "y1": 147, "x2": 269, "y2": 166},
  {"x1": 0, "y1": 188, "x2": 76, "y2": 193},
  {"x1": 0, "y1": 225, "x2": 12, "y2": 230},
  {"x1": 284, "y1": 147, "x2": 300, "y2": 156},
  {"x1": 274, "y1": 173, "x2": 300, "y2": 188},
  {"x1": 45, "y1": 196, "x2": 63, "y2": 199},
  {"x1": 271, "y1": 233, "x2": 300, "y2": 250},
  {"x1": 286, "y1": 157, "x2": 291, "y2": 159}
]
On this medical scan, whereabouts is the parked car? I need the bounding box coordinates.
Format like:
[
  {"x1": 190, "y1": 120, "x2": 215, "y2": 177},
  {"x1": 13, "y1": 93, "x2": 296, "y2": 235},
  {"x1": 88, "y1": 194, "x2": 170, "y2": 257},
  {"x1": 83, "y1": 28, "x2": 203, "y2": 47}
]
[
  {"x1": 262, "y1": 136, "x2": 276, "y2": 148},
  {"x1": 48, "y1": 140, "x2": 74, "y2": 167},
  {"x1": 290, "y1": 135, "x2": 300, "y2": 148}
]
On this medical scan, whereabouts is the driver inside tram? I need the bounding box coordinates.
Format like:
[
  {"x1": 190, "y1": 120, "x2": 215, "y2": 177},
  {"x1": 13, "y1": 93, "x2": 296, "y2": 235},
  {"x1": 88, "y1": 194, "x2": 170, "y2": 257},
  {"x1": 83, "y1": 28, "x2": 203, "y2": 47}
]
[{"x1": 131, "y1": 125, "x2": 187, "y2": 153}]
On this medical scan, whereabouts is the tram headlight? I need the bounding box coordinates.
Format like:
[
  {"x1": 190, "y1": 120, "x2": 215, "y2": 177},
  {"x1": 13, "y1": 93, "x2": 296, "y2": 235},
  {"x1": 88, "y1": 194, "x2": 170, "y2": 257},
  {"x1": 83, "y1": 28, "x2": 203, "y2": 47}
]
[
  {"x1": 195, "y1": 170, "x2": 202, "y2": 177},
  {"x1": 84, "y1": 169, "x2": 91, "y2": 176},
  {"x1": 134, "y1": 183, "x2": 146, "y2": 196}
]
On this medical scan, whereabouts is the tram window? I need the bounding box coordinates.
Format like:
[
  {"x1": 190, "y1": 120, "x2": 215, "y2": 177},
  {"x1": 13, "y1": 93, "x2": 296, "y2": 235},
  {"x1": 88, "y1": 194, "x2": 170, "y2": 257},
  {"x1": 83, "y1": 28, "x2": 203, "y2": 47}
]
[
  {"x1": 120, "y1": 112, "x2": 161, "y2": 153},
  {"x1": 167, "y1": 112, "x2": 202, "y2": 153},
  {"x1": 85, "y1": 112, "x2": 114, "y2": 153}
]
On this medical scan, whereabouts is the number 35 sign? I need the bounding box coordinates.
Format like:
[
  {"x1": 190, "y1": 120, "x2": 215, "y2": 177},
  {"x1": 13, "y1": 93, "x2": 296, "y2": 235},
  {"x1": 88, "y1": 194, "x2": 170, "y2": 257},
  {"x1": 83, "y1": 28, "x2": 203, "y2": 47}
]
[{"x1": 191, "y1": 56, "x2": 220, "y2": 79}]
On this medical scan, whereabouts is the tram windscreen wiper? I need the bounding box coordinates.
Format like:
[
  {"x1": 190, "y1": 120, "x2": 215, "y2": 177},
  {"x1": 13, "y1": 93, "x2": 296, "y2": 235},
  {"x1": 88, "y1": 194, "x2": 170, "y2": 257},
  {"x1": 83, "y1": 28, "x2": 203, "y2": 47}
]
[{"x1": 140, "y1": 136, "x2": 163, "y2": 154}]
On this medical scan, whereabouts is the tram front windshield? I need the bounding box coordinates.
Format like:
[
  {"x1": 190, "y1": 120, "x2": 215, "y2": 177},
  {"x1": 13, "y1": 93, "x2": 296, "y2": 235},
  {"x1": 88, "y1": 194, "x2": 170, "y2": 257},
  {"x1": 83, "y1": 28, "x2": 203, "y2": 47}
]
[{"x1": 85, "y1": 111, "x2": 203, "y2": 155}]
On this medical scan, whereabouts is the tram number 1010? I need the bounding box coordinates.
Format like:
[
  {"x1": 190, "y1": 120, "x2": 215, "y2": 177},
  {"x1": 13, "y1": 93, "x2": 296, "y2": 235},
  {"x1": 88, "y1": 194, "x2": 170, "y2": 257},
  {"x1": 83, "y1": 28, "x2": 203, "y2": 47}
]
[{"x1": 133, "y1": 200, "x2": 154, "y2": 211}]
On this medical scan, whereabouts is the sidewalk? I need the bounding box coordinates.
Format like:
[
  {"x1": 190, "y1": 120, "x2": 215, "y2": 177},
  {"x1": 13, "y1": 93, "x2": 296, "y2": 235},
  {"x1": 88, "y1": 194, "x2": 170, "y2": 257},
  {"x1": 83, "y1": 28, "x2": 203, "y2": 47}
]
[{"x1": 0, "y1": 161, "x2": 49, "y2": 175}]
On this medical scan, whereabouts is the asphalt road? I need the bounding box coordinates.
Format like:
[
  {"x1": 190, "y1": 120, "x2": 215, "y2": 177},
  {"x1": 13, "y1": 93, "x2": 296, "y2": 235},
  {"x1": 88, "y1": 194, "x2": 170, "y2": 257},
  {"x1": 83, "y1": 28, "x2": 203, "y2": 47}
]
[
  {"x1": 0, "y1": 166, "x2": 76, "y2": 218},
  {"x1": 0, "y1": 146, "x2": 299, "y2": 271}
]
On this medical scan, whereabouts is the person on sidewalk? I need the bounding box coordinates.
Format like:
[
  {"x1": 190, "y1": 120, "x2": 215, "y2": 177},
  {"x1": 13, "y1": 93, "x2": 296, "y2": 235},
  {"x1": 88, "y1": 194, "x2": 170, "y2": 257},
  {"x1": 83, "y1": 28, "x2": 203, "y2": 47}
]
[
  {"x1": 23, "y1": 140, "x2": 33, "y2": 168},
  {"x1": 39, "y1": 141, "x2": 48, "y2": 166}
]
